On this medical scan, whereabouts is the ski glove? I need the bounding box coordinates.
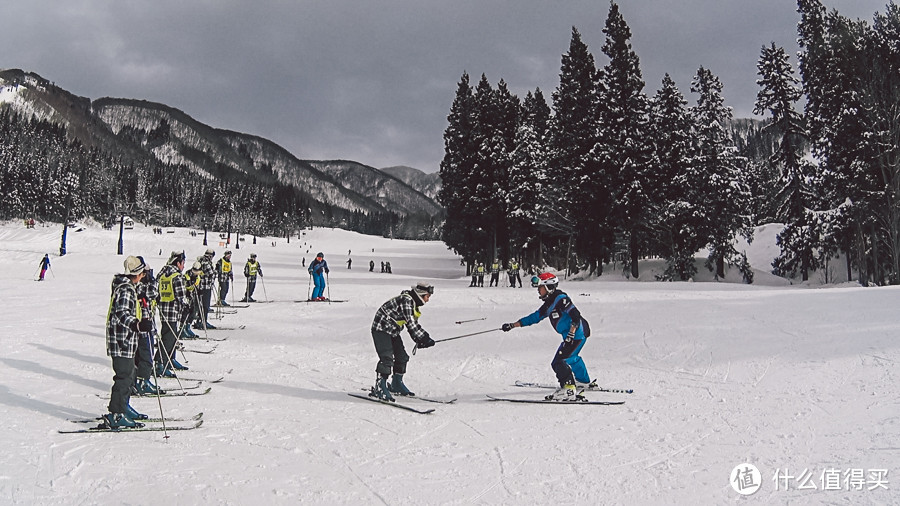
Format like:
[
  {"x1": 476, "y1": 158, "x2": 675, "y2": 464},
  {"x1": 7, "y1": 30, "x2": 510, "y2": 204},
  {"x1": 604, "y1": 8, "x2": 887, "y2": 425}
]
[
  {"x1": 131, "y1": 319, "x2": 153, "y2": 332},
  {"x1": 416, "y1": 336, "x2": 435, "y2": 348},
  {"x1": 501, "y1": 323, "x2": 515, "y2": 332}
]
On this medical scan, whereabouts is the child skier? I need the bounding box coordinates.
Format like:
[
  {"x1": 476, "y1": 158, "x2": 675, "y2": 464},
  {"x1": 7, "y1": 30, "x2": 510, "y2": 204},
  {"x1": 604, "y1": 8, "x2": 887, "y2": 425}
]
[{"x1": 501, "y1": 273, "x2": 595, "y2": 401}]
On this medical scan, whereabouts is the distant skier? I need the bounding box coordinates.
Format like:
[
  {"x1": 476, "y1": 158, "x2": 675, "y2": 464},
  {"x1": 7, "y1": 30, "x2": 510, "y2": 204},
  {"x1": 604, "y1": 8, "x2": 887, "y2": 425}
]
[
  {"x1": 308, "y1": 252, "x2": 330, "y2": 301},
  {"x1": 368, "y1": 282, "x2": 436, "y2": 401},
  {"x1": 489, "y1": 259, "x2": 500, "y2": 287},
  {"x1": 38, "y1": 254, "x2": 50, "y2": 281},
  {"x1": 500, "y1": 273, "x2": 596, "y2": 401},
  {"x1": 508, "y1": 258, "x2": 522, "y2": 288},
  {"x1": 216, "y1": 250, "x2": 234, "y2": 306},
  {"x1": 193, "y1": 249, "x2": 216, "y2": 330},
  {"x1": 369, "y1": 260, "x2": 375, "y2": 272},
  {"x1": 241, "y1": 253, "x2": 263, "y2": 302}
]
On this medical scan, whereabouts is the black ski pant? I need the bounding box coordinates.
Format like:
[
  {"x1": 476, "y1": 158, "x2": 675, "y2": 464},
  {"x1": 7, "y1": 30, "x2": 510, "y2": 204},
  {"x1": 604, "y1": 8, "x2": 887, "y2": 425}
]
[
  {"x1": 551, "y1": 339, "x2": 583, "y2": 387},
  {"x1": 134, "y1": 331, "x2": 154, "y2": 380},
  {"x1": 200, "y1": 288, "x2": 212, "y2": 322},
  {"x1": 219, "y1": 281, "x2": 230, "y2": 304},
  {"x1": 373, "y1": 330, "x2": 409, "y2": 377},
  {"x1": 108, "y1": 356, "x2": 135, "y2": 414},
  {"x1": 490, "y1": 273, "x2": 499, "y2": 286},
  {"x1": 469, "y1": 275, "x2": 477, "y2": 287},
  {"x1": 245, "y1": 277, "x2": 257, "y2": 299},
  {"x1": 158, "y1": 319, "x2": 179, "y2": 368}
]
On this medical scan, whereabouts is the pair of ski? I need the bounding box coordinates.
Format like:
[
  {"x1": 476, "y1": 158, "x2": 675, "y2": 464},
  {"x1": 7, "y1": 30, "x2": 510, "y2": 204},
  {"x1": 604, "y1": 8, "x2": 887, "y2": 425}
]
[
  {"x1": 348, "y1": 390, "x2": 457, "y2": 414},
  {"x1": 295, "y1": 299, "x2": 348, "y2": 303},
  {"x1": 59, "y1": 413, "x2": 204, "y2": 433},
  {"x1": 97, "y1": 386, "x2": 212, "y2": 398}
]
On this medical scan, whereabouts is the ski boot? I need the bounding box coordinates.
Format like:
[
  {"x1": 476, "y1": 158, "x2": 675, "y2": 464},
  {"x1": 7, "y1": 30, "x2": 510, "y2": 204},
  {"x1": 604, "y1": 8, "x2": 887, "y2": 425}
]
[
  {"x1": 126, "y1": 403, "x2": 149, "y2": 421},
  {"x1": 182, "y1": 327, "x2": 199, "y2": 339},
  {"x1": 369, "y1": 375, "x2": 395, "y2": 402},
  {"x1": 171, "y1": 358, "x2": 189, "y2": 371},
  {"x1": 545, "y1": 383, "x2": 578, "y2": 401},
  {"x1": 389, "y1": 373, "x2": 414, "y2": 396},
  {"x1": 102, "y1": 412, "x2": 143, "y2": 429},
  {"x1": 156, "y1": 364, "x2": 177, "y2": 379},
  {"x1": 576, "y1": 379, "x2": 599, "y2": 393},
  {"x1": 204, "y1": 321, "x2": 216, "y2": 330},
  {"x1": 134, "y1": 377, "x2": 165, "y2": 395}
]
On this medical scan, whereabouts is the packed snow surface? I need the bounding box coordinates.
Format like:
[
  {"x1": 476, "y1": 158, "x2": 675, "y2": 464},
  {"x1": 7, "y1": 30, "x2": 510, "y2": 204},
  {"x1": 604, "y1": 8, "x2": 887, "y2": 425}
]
[{"x1": 0, "y1": 222, "x2": 897, "y2": 504}]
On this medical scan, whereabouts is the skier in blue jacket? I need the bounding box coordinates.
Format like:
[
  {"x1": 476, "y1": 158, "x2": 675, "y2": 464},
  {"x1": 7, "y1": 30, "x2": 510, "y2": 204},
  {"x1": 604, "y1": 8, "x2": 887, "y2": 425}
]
[
  {"x1": 501, "y1": 272, "x2": 595, "y2": 401},
  {"x1": 307, "y1": 252, "x2": 330, "y2": 301}
]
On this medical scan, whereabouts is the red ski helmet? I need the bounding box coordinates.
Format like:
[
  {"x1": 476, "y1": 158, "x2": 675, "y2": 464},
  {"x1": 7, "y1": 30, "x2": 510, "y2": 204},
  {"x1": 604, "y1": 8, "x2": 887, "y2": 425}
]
[{"x1": 531, "y1": 272, "x2": 558, "y2": 289}]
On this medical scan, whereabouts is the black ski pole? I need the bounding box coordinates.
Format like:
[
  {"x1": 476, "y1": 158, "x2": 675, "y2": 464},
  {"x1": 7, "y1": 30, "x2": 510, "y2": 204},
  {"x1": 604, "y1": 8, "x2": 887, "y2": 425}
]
[
  {"x1": 455, "y1": 317, "x2": 487, "y2": 325},
  {"x1": 413, "y1": 327, "x2": 501, "y2": 355}
]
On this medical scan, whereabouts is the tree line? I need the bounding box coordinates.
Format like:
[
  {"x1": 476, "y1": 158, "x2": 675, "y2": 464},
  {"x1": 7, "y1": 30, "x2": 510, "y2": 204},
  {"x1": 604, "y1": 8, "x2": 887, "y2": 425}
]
[
  {"x1": 438, "y1": 0, "x2": 899, "y2": 286},
  {"x1": 0, "y1": 108, "x2": 419, "y2": 241}
]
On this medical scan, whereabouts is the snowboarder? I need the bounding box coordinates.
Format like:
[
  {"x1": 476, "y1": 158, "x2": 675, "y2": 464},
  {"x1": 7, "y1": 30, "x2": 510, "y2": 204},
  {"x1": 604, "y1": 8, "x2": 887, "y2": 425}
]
[
  {"x1": 216, "y1": 250, "x2": 234, "y2": 306},
  {"x1": 369, "y1": 282, "x2": 436, "y2": 401},
  {"x1": 241, "y1": 253, "x2": 263, "y2": 302},
  {"x1": 500, "y1": 273, "x2": 595, "y2": 401},
  {"x1": 38, "y1": 254, "x2": 50, "y2": 281},
  {"x1": 308, "y1": 252, "x2": 329, "y2": 301},
  {"x1": 103, "y1": 255, "x2": 153, "y2": 428}
]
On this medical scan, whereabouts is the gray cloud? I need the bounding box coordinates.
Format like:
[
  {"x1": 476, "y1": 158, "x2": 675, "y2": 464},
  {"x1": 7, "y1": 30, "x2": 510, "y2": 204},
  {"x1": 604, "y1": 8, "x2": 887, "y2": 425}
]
[{"x1": 2, "y1": 1, "x2": 888, "y2": 172}]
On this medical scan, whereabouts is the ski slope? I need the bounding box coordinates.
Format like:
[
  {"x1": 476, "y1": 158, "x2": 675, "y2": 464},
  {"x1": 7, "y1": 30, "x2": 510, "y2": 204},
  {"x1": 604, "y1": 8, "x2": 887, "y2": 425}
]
[{"x1": 0, "y1": 221, "x2": 896, "y2": 504}]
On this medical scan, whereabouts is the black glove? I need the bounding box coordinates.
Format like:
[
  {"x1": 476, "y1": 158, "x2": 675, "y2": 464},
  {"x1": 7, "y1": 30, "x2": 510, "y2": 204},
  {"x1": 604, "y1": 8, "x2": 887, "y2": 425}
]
[
  {"x1": 131, "y1": 319, "x2": 153, "y2": 332},
  {"x1": 501, "y1": 323, "x2": 515, "y2": 332},
  {"x1": 566, "y1": 328, "x2": 576, "y2": 343},
  {"x1": 416, "y1": 336, "x2": 435, "y2": 349}
]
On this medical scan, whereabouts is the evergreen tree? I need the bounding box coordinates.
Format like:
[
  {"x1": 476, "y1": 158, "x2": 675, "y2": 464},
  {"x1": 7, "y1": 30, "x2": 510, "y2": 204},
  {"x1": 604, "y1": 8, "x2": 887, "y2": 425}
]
[
  {"x1": 690, "y1": 67, "x2": 754, "y2": 280},
  {"x1": 547, "y1": 27, "x2": 604, "y2": 272},
  {"x1": 754, "y1": 43, "x2": 820, "y2": 281},
  {"x1": 438, "y1": 72, "x2": 482, "y2": 265},
  {"x1": 596, "y1": 2, "x2": 652, "y2": 278},
  {"x1": 649, "y1": 74, "x2": 703, "y2": 280}
]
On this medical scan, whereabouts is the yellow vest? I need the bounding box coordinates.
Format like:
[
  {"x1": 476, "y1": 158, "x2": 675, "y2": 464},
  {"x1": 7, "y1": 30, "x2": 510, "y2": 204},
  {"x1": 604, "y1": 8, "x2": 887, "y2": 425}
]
[
  {"x1": 158, "y1": 272, "x2": 179, "y2": 302},
  {"x1": 221, "y1": 259, "x2": 231, "y2": 273},
  {"x1": 247, "y1": 260, "x2": 259, "y2": 276}
]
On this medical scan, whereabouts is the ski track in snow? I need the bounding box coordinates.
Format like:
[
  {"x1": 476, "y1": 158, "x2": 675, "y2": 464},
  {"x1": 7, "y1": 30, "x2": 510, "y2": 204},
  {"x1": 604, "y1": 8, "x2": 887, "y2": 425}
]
[{"x1": 0, "y1": 222, "x2": 898, "y2": 504}]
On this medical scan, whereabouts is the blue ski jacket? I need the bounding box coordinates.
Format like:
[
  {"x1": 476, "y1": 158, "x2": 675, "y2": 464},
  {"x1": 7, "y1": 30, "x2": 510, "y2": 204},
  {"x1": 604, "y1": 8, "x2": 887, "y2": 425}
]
[{"x1": 518, "y1": 290, "x2": 590, "y2": 340}]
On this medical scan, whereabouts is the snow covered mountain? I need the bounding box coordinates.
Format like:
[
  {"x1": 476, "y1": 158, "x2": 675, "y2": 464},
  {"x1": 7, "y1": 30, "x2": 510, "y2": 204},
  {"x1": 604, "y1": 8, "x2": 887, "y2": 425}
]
[
  {"x1": 380, "y1": 165, "x2": 442, "y2": 200},
  {"x1": 0, "y1": 68, "x2": 442, "y2": 221}
]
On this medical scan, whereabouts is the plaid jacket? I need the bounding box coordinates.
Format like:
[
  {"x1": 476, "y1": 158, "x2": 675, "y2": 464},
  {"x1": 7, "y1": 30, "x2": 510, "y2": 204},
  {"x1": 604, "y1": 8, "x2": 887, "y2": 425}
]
[
  {"x1": 216, "y1": 258, "x2": 234, "y2": 284},
  {"x1": 106, "y1": 275, "x2": 140, "y2": 358},
  {"x1": 199, "y1": 255, "x2": 215, "y2": 290},
  {"x1": 371, "y1": 291, "x2": 429, "y2": 343},
  {"x1": 156, "y1": 264, "x2": 189, "y2": 325}
]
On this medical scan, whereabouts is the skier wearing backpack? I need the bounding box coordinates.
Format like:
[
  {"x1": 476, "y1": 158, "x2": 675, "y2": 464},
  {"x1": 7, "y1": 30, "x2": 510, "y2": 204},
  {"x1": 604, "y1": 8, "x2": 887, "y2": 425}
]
[{"x1": 500, "y1": 273, "x2": 595, "y2": 401}]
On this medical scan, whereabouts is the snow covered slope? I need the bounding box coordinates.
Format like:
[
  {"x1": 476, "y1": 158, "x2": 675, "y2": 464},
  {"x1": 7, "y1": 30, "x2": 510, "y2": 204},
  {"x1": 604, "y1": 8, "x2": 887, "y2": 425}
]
[{"x1": 0, "y1": 222, "x2": 896, "y2": 504}]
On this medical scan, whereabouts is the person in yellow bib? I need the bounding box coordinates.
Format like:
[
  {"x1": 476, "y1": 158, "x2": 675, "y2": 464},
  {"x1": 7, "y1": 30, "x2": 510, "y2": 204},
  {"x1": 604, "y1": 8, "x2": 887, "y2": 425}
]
[
  {"x1": 241, "y1": 253, "x2": 263, "y2": 302},
  {"x1": 216, "y1": 250, "x2": 234, "y2": 306}
]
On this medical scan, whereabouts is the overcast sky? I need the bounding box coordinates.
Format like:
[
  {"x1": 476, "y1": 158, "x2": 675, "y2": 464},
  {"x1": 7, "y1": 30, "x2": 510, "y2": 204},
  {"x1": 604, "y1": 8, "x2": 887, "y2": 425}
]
[{"x1": 2, "y1": 1, "x2": 890, "y2": 173}]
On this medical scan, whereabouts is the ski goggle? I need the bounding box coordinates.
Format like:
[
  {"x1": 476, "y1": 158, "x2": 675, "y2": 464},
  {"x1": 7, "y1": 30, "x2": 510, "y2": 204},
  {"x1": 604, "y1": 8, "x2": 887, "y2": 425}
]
[
  {"x1": 530, "y1": 276, "x2": 541, "y2": 288},
  {"x1": 414, "y1": 283, "x2": 435, "y2": 295}
]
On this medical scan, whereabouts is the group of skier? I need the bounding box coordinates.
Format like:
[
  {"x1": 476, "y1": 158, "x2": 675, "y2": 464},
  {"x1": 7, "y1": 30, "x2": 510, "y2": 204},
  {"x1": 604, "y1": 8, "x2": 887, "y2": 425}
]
[
  {"x1": 100, "y1": 244, "x2": 597, "y2": 427},
  {"x1": 468, "y1": 258, "x2": 523, "y2": 288},
  {"x1": 101, "y1": 248, "x2": 266, "y2": 428}
]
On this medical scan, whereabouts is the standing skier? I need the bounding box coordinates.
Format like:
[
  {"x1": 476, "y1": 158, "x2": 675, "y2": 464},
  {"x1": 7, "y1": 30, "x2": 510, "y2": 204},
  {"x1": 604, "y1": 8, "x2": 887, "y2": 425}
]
[
  {"x1": 500, "y1": 273, "x2": 595, "y2": 401},
  {"x1": 216, "y1": 250, "x2": 234, "y2": 306},
  {"x1": 308, "y1": 252, "x2": 329, "y2": 301},
  {"x1": 157, "y1": 251, "x2": 192, "y2": 378},
  {"x1": 489, "y1": 259, "x2": 501, "y2": 287},
  {"x1": 241, "y1": 253, "x2": 263, "y2": 302},
  {"x1": 38, "y1": 254, "x2": 50, "y2": 281},
  {"x1": 132, "y1": 256, "x2": 164, "y2": 394},
  {"x1": 508, "y1": 258, "x2": 522, "y2": 288},
  {"x1": 193, "y1": 249, "x2": 216, "y2": 330},
  {"x1": 369, "y1": 282, "x2": 436, "y2": 401},
  {"x1": 103, "y1": 256, "x2": 153, "y2": 428}
]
